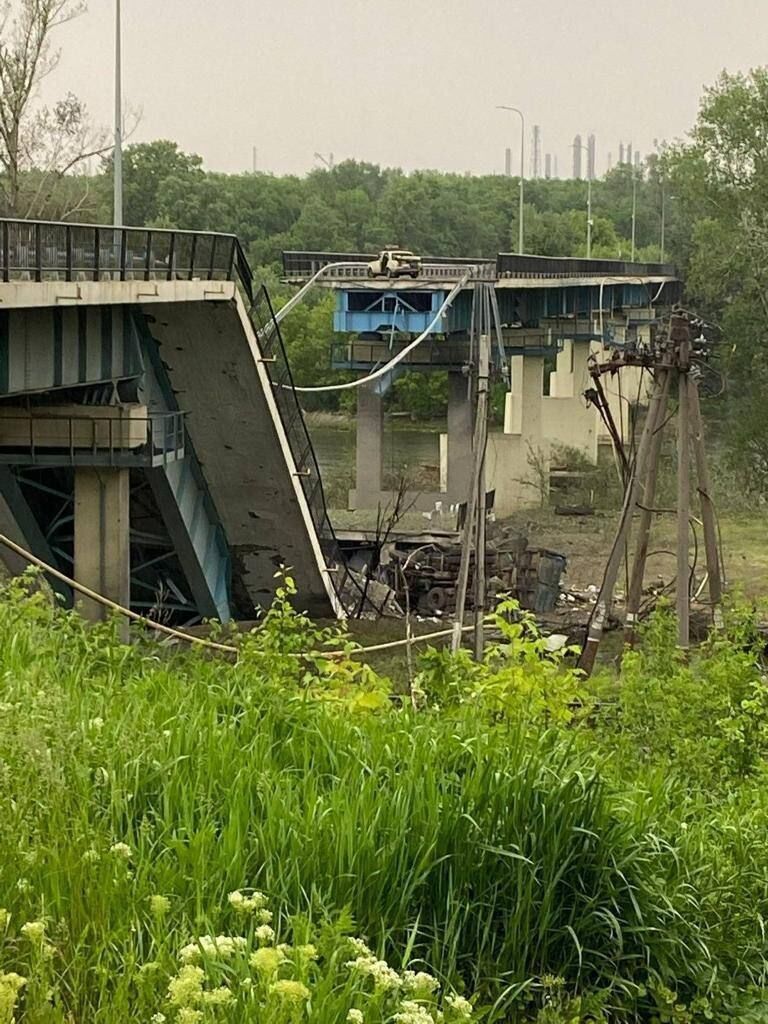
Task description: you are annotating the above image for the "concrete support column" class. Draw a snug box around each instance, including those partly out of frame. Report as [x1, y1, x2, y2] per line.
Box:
[549, 340, 575, 398]
[74, 468, 130, 628]
[354, 384, 383, 508]
[446, 371, 472, 500]
[504, 355, 544, 442]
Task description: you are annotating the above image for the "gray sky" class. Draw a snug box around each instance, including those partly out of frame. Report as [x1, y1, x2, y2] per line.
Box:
[51, 0, 768, 177]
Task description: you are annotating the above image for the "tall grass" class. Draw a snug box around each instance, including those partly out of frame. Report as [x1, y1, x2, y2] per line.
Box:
[0, 582, 767, 1021]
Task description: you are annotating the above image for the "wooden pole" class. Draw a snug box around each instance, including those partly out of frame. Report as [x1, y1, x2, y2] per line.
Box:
[578, 370, 668, 676]
[624, 372, 671, 645]
[452, 288, 485, 654]
[688, 374, 724, 627]
[473, 327, 490, 661]
[676, 329, 691, 649]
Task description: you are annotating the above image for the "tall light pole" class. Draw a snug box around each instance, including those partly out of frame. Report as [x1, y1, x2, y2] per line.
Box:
[497, 105, 525, 254]
[113, 0, 123, 226]
[630, 170, 637, 261]
[573, 138, 592, 258]
[660, 186, 676, 263]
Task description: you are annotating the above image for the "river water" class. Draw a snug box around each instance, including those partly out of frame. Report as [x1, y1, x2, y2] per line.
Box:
[310, 421, 442, 504]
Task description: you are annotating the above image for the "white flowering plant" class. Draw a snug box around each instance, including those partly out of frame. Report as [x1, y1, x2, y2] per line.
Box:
[144, 894, 474, 1024]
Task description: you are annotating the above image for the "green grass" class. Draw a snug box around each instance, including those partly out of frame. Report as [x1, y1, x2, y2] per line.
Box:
[2, 580, 768, 1022]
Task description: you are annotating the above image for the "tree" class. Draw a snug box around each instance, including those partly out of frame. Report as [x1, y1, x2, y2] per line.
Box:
[663, 68, 768, 492]
[113, 140, 203, 226]
[0, 0, 108, 219]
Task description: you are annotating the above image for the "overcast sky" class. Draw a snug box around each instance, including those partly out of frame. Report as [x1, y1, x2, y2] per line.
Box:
[48, 0, 768, 178]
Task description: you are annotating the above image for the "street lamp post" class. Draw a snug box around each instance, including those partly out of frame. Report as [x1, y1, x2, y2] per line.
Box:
[659, 184, 679, 262]
[497, 106, 525, 254]
[573, 138, 592, 258]
[631, 171, 637, 261]
[113, 0, 122, 226]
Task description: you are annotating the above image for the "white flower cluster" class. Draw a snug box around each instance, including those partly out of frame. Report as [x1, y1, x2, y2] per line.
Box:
[179, 935, 247, 963]
[228, 890, 272, 924]
[395, 1000, 436, 1024]
[109, 842, 132, 860]
[347, 1010, 364, 1024]
[445, 994, 473, 1020]
[346, 953, 401, 993]
[403, 970, 440, 996]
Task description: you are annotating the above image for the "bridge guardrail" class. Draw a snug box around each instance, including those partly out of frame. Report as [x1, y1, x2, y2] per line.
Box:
[0, 218, 254, 300]
[247, 287, 369, 616]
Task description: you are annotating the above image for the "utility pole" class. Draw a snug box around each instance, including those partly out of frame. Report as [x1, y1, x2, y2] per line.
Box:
[452, 284, 493, 658]
[675, 319, 691, 649]
[497, 106, 525, 253]
[113, 0, 123, 225]
[579, 311, 723, 673]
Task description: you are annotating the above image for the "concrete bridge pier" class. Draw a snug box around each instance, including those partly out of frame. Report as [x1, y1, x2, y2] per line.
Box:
[74, 467, 131, 634]
[542, 340, 599, 463]
[488, 355, 551, 512]
[446, 371, 473, 499]
[352, 383, 384, 508]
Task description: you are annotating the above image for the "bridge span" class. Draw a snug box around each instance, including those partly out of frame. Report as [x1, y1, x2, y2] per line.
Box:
[0, 219, 350, 625]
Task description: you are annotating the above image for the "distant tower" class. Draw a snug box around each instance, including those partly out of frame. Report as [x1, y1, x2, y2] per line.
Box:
[607, 151, 613, 172]
[627, 142, 633, 167]
[572, 134, 583, 179]
[505, 147, 512, 176]
[619, 142, 625, 164]
[633, 150, 641, 171]
[532, 124, 542, 178]
[587, 133, 596, 180]
[545, 152, 552, 179]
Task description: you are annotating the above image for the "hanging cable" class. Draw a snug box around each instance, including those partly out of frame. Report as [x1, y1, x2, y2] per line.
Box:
[287, 273, 471, 393]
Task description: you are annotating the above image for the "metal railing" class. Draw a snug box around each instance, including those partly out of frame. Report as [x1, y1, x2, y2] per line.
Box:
[496, 252, 677, 279]
[0, 410, 185, 468]
[0, 218, 254, 302]
[249, 287, 368, 615]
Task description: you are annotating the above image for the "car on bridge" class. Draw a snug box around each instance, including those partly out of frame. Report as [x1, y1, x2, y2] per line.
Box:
[367, 249, 422, 279]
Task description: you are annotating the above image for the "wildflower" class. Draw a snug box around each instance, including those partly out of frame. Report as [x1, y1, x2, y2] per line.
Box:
[179, 935, 247, 962]
[347, 1010, 364, 1024]
[82, 849, 100, 864]
[249, 946, 285, 976]
[347, 937, 373, 959]
[346, 956, 401, 992]
[395, 1001, 434, 1024]
[16, 878, 31, 893]
[149, 894, 171, 917]
[256, 908, 273, 925]
[88, 716, 104, 731]
[202, 987, 235, 1006]
[403, 970, 439, 996]
[269, 979, 310, 1003]
[20, 920, 45, 942]
[0, 973, 27, 1022]
[445, 994, 473, 1020]
[150, 1015, 166, 1024]
[254, 924, 275, 945]
[228, 890, 268, 915]
[167, 964, 205, 1007]
[176, 1010, 203, 1024]
[109, 842, 132, 860]
[296, 943, 318, 962]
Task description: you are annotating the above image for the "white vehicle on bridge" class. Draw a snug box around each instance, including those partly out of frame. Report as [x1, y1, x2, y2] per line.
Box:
[367, 248, 422, 279]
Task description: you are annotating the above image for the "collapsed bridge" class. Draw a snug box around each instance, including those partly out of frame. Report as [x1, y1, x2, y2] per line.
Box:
[0, 218, 348, 624]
